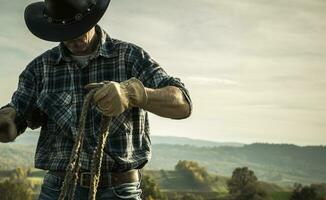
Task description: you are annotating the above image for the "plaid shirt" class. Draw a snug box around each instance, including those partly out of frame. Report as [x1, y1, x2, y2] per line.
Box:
[7, 25, 192, 172]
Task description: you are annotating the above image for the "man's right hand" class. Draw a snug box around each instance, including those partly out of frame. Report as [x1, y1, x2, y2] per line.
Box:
[0, 107, 17, 143]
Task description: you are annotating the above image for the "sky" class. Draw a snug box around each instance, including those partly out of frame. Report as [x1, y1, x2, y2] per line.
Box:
[0, 0, 325, 145]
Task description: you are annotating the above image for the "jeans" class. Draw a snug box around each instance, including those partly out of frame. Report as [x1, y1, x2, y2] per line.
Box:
[38, 171, 143, 200]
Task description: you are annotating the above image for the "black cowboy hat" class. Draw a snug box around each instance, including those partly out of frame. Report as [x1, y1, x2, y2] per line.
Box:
[24, 0, 111, 42]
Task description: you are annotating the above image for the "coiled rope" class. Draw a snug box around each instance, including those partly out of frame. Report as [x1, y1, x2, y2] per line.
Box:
[58, 87, 112, 200]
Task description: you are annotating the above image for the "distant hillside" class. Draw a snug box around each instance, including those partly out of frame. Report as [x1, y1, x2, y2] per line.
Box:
[146, 144, 326, 186]
[151, 136, 244, 147]
[1, 132, 326, 186]
[14, 131, 244, 147]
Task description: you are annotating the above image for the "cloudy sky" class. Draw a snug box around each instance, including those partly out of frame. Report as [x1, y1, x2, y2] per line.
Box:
[0, 0, 325, 145]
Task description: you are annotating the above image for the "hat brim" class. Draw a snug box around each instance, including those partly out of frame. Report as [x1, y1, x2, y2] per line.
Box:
[24, 0, 110, 42]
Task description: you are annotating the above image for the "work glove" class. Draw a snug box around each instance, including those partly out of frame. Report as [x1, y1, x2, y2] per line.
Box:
[85, 77, 148, 117]
[0, 107, 17, 143]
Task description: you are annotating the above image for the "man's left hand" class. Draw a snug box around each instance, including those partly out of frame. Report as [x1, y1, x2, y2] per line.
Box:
[85, 78, 148, 117]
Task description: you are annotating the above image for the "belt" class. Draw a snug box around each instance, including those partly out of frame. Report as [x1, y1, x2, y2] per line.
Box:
[49, 169, 140, 188]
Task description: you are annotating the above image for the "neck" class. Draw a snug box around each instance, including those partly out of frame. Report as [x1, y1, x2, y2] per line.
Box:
[83, 30, 99, 55]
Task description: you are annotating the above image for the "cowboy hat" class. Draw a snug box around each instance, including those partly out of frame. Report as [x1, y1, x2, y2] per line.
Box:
[24, 0, 111, 42]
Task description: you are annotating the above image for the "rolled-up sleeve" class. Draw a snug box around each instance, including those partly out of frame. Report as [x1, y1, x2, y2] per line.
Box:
[126, 44, 193, 116]
[8, 61, 38, 135]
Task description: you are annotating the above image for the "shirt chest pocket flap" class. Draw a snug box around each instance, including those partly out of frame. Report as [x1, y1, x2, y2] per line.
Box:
[36, 91, 73, 133]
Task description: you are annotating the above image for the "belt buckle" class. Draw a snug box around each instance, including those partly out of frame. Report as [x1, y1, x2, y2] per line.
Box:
[80, 172, 92, 188]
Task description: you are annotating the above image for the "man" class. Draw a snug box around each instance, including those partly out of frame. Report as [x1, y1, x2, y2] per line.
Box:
[0, 0, 192, 199]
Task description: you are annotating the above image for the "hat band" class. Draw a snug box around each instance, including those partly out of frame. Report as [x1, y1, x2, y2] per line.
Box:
[43, 3, 96, 25]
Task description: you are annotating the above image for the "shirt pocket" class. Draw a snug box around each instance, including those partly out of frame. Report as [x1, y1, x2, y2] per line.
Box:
[36, 91, 73, 136]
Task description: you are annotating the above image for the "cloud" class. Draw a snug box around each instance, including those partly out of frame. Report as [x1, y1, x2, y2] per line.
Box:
[184, 76, 240, 86]
[1, 0, 326, 145]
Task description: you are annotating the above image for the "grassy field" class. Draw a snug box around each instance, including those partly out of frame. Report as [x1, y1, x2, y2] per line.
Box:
[144, 169, 291, 200]
[269, 192, 291, 200]
[1, 169, 320, 200]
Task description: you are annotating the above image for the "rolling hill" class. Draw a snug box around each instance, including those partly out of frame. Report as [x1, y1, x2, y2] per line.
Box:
[0, 132, 325, 187]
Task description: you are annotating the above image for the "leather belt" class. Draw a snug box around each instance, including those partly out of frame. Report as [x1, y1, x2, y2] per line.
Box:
[49, 169, 140, 188]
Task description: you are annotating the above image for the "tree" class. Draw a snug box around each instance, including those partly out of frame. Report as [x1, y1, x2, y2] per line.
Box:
[290, 183, 321, 200]
[175, 160, 217, 190]
[141, 173, 167, 200]
[0, 168, 33, 200]
[227, 167, 268, 200]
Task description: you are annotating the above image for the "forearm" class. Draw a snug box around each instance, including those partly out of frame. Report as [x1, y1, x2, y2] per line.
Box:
[142, 86, 191, 119]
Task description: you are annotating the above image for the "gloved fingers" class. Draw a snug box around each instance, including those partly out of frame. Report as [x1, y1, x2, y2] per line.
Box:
[96, 103, 122, 117]
[97, 96, 127, 117]
[84, 82, 107, 91]
[93, 83, 117, 103]
[109, 109, 124, 116]
[106, 103, 125, 116]
[97, 97, 113, 111]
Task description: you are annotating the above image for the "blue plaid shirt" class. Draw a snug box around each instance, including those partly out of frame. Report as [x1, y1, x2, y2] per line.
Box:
[7, 25, 192, 172]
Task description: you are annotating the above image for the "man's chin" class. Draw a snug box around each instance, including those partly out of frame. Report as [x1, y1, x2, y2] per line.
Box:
[70, 47, 89, 55]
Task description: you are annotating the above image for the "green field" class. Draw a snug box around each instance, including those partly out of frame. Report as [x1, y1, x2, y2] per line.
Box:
[2, 168, 326, 200]
[0, 168, 292, 200]
[144, 169, 291, 200]
[269, 192, 291, 200]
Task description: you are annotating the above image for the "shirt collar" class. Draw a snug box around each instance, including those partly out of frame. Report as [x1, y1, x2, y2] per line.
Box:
[54, 25, 114, 65]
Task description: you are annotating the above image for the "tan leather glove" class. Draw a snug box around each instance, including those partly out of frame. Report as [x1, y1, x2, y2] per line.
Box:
[85, 77, 148, 117]
[0, 107, 17, 143]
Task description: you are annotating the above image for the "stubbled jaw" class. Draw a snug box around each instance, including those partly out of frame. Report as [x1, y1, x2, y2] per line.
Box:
[63, 27, 96, 55]
[66, 40, 88, 54]
[64, 35, 90, 55]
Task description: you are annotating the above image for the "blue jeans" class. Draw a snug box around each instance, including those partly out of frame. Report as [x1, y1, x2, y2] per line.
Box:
[38, 171, 143, 200]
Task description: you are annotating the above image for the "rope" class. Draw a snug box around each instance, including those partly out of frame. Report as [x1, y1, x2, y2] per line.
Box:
[58, 87, 112, 200]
